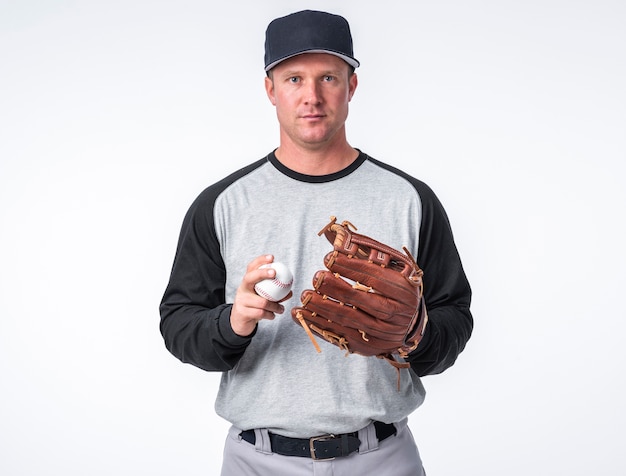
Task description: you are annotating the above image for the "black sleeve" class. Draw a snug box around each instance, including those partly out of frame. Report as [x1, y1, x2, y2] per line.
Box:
[405, 179, 474, 376]
[159, 161, 266, 371]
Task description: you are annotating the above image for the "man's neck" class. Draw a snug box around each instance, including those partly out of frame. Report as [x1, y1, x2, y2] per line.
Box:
[274, 140, 359, 176]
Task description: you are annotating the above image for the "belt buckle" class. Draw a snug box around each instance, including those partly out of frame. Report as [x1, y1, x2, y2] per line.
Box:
[309, 434, 336, 460]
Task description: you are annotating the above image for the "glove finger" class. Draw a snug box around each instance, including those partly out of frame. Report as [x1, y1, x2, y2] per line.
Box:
[324, 252, 420, 305]
[312, 270, 416, 322]
[300, 289, 409, 339]
[292, 307, 401, 356]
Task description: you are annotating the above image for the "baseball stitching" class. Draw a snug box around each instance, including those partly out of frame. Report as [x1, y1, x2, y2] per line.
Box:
[270, 277, 292, 288]
[255, 277, 292, 300]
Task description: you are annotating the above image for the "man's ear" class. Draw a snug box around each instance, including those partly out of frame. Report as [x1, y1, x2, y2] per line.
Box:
[348, 73, 358, 102]
[265, 76, 276, 105]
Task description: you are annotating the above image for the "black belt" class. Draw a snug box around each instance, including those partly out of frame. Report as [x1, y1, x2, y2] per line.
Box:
[239, 421, 396, 460]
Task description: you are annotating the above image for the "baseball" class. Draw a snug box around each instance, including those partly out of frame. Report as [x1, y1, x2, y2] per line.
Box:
[254, 262, 294, 302]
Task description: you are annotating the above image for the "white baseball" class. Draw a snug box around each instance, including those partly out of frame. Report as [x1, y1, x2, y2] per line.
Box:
[254, 262, 294, 302]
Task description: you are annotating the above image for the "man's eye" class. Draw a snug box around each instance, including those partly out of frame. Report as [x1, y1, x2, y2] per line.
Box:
[323, 76, 334, 82]
[289, 77, 300, 83]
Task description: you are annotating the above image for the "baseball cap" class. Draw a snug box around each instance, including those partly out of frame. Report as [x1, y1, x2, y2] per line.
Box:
[264, 10, 360, 71]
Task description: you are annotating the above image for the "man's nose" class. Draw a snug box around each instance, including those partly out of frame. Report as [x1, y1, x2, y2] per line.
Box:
[303, 81, 322, 105]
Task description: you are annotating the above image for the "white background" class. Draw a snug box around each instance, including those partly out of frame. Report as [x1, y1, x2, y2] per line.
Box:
[1, 1, 625, 475]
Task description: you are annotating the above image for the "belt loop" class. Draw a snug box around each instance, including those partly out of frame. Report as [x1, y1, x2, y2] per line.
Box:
[357, 421, 379, 454]
[394, 417, 408, 434]
[340, 433, 350, 456]
[253, 428, 273, 455]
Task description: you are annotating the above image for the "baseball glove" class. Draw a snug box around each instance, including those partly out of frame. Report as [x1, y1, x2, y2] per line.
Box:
[292, 217, 428, 375]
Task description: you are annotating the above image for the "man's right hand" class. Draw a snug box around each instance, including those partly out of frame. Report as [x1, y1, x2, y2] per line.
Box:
[230, 254, 292, 337]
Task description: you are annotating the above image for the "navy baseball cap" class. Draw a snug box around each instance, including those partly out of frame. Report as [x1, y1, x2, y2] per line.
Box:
[264, 10, 360, 71]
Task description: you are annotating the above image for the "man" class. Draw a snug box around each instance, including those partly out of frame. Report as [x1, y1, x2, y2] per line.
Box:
[160, 10, 472, 475]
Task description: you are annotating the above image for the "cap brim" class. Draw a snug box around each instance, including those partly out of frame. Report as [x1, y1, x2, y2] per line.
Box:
[265, 49, 360, 71]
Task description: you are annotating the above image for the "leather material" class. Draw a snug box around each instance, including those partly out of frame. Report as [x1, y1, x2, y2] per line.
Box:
[292, 217, 428, 370]
[240, 421, 396, 459]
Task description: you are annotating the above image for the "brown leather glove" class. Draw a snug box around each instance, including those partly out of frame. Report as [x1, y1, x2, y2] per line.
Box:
[292, 217, 428, 372]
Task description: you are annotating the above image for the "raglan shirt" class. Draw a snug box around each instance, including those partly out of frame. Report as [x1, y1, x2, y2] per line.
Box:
[160, 150, 473, 438]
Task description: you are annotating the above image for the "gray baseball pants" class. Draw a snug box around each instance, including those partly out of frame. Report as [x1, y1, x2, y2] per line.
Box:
[220, 418, 426, 476]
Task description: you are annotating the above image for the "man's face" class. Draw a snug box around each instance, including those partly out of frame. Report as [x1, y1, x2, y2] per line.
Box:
[265, 53, 358, 151]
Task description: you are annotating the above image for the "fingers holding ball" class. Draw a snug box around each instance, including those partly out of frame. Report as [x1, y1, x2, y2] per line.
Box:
[254, 262, 294, 302]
